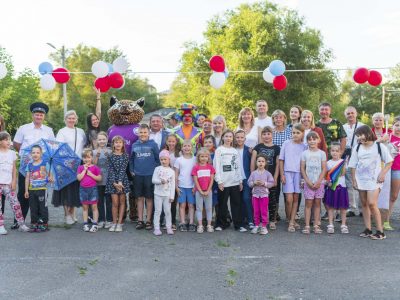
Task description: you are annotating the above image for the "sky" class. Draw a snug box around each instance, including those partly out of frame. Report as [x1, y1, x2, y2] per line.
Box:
[1, 0, 399, 92]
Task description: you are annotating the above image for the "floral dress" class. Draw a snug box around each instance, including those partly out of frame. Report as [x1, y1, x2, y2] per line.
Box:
[105, 153, 130, 194]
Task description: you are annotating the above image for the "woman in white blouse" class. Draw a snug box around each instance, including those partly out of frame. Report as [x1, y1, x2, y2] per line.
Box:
[52, 110, 87, 225]
[237, 107, 259, 149]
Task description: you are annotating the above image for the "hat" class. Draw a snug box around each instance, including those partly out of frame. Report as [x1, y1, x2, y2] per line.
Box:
[30, 102, 49, 114]
[176, 103, 198, 122]
[159, 149, 170, 159]
[164, 112, 177, 121]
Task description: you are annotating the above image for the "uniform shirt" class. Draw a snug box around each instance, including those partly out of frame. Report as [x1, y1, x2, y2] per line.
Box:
[14, 122, 55, 155]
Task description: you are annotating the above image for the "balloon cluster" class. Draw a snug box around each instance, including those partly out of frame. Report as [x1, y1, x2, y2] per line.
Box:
[263, 60, 287, 90]
[209, 55, 229, 89]
[39, 62, 70, 90]
[0, 63, 7, 79]
[353, 68, 382, 86]
[92, 57, 128, 92]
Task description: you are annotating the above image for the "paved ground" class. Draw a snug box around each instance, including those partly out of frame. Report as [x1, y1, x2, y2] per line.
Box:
[1, 200, 400, 300]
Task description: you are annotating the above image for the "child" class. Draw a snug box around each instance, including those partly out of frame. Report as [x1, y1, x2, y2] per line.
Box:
[213, 130, 247, 232]
[0, 132, 30, 234]
[152, 150, 175, 236]
[106, 135, 130, 232]
[93, 131, 112, 229]
[192, 147, 215, 233]
[300, 131, 327, 234]
[174, 140, 196, 232]
[248, 154, 275, 235]
[349, 125, 393, 240]
[235, 129, 253, 229]
[251, 126, 280, 230]
[24, 145, 52, 232]
[324, 143, 349, 234]
[163, 133, 181, 230]
[204, 135, 219, 212]
[130, 124, 160, 230]
[77, 149, 102, 232]
[279, 123, 307, 232]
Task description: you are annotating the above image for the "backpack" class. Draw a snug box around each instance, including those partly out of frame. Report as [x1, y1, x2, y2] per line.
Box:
[355, 142, 383, 161]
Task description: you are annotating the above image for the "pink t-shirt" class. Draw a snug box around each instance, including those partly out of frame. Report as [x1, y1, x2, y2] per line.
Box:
[77, 165, 101, 187]
[390, 135, 400, 170]
[191, 164, 216, 191]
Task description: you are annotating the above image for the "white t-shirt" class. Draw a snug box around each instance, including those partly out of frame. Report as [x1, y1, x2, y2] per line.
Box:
[255, 116, 274, 129]
[174, 156, 196, 188]
[237, 126, 259, 148]
[301, 149, 326, 183]
[56, 127, 87, 158]
[14, 122, 55, 155]
[150, 130, 162, 149]
[343, 122, 365, 148]
[0, 150, 17, 185]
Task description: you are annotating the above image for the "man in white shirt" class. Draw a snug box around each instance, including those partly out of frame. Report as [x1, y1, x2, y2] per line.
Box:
[12, 102, 55, 229]
[149, 114, 169, 150]
[343, 106, 364, 217]
[254, 99, 274, 129]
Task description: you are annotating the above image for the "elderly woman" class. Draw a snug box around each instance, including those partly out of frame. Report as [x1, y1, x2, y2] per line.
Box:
[85, 87, 103, 148]
[52, 110, 87, 225]
[301, 110, 328, 157]
[371, 112, 392, 142]
[237, 107, 259, 148]
[271, 110, 292, 148]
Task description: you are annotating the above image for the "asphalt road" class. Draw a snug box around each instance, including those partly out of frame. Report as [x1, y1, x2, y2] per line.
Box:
[1, 201, 399, 300]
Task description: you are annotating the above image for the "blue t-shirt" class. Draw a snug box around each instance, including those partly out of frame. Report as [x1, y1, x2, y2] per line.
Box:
[26, 160, 50, 190]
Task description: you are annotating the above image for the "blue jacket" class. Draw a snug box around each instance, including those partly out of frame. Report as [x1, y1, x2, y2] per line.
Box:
[241, 145, 251, 180]
[130, 139, 160, 176]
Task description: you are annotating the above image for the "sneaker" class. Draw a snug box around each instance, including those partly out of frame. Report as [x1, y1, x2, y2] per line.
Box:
[73, 216, 78, 223]
[37, 224, 48, 232]
[248, 223, 255, 230]
[370, 231, 386, 240]
[104, 221, 113, 229]
[383, 222, 394, 231]
[188, 224, 197, 232]
[97, 221, 105, 228]
[346, 211, 356, 217]
[65, 215, 74, 225]
[83, 224, 90, 232]
[335, 214, 341, 222]
[89, 224, 98, 233]
[109, 224, 117, 232]
[340, 225, 349, 234]
[215, 226, 223, 231]
[359, 228, 372, 238]
[251, 226, 259, 234]
[166, 227, 174, 235]
[197, 225, 204, 233]
[238, 227, 247, 233]
[259, 227, 268, 235]
[321, 212, 329, 221]
[29, 224, 38, 232]
[18, 224, 30, 232]
[115, 224, 123, 232]
[0, 225, 7, 235]
[153, 228, 162, 236]
[206, 225, 214, 233]
[10, 223, 19, 230]
[179, 223, 187, 232]
[327, 224, 334, 234]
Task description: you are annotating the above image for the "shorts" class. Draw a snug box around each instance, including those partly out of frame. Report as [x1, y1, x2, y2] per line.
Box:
[133, 175, 154, 199]
[283, 171, 301, 194]
[79, 186, 98, 205]
[303, 183, 325, 200]
[177, 187, 195, 204]
[391, 170, 400, 180]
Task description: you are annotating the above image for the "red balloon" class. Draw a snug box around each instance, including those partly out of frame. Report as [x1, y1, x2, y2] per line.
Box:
[52, 67, 70, 83]
[209, 55, 225, 72]
[353, 68, 369, 84]
[368, 70, 382, 86]
[94, 76, 110, 93]
[108, 72, 124, 89]
[273, 75, 287, 90]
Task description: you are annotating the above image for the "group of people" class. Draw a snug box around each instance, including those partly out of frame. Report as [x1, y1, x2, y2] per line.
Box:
[0, 93, 399, 241]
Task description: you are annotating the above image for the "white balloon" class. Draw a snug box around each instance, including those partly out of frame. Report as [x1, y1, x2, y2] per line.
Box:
[91, 61, 109, 78]
[0, 63, 7, 79]
[40, 74, 56, 90]
[113, 57, 129, 73]
[262, 67, 275, 83]
[209, 72, 226, 89]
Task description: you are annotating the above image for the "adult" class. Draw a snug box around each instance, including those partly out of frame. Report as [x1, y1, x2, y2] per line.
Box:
[254, 99, 274, 141]
[52, 110, 87, 225]
[316, 102, 347, 156]
[85, 87, 102, 149]
[173, 103, 203, 149]
[288, 105, 303, 130]
[149, 114, 169, 150]
[388, 116, 400, 230]
[371, 112, 391, 142]
[300, 110, 328, 156]
[195, 113, 207, 128]
[164, 112, 179, 132]
[343, 106, 364, 217]
[271, 110, 291, 148]
[13, 102, 55, 229]
[237, 107, 259, 148]
[0, 114, 5, 215]
[212, 115, 227, 147]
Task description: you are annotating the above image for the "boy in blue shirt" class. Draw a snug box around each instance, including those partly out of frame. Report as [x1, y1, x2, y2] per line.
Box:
[130, 124, 160, 230]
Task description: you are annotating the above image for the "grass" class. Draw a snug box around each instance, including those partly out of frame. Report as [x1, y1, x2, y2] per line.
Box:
[216, 239, 230, 247]
[77, 266, 87, 276]
[88, 259, 98, 266]
[225, 268, 237, 287]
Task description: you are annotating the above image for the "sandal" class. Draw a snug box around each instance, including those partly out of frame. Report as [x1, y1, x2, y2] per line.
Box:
[294, 222, 301, 229]
[288, 223, 296, 232]
[135, 221, 145, 230]
[340, 225, 349, 234]
[313, 225, 323, 234]
[145, 221, 153, 230]
[269, 222, 276, 230]
[302, 226, 310, 234]
[327, 224, 334, 234]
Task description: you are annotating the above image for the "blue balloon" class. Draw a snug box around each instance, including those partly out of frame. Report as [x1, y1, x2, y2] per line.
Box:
[269, 60, 285, 76]
[38, 62, 53, 75]
[224, 67, 229, 78]
[107, 63, 114, 74]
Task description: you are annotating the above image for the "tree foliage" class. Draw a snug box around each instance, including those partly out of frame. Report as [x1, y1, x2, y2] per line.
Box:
[166, 1, 338, 127]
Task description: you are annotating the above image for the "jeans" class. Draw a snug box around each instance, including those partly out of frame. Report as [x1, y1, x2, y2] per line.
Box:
[97, 186, 112, 222]
[241, 182, 253, 224]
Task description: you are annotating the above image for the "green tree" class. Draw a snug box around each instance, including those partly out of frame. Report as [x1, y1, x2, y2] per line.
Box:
[166, 1, 338, 127]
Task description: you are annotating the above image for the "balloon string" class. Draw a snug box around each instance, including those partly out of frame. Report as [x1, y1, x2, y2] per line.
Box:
[48, 66, 394, 75]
